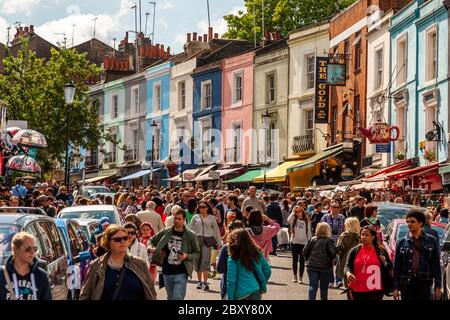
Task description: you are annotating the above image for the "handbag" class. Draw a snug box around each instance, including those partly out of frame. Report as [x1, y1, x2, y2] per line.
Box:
[202, 216, 217, 248]
[158, 272, 165, 289]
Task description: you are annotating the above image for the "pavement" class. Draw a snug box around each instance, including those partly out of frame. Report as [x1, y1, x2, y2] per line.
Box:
[155, 249, 346, 300]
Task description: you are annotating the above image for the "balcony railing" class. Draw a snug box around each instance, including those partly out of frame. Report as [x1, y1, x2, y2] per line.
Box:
[85, 154, 98, 167]
[124, 148, 138, 162]
[146, 149, 160, 161]
[104, 151, 117, 164]
[292, 134, 314, 154]
[225, 146, 241, 163]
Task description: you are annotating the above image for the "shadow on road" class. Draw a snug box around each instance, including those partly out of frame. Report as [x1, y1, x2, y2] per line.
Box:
[267, 281, 288, 286]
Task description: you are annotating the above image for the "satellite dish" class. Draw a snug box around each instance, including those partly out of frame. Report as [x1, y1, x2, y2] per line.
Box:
[425, 130, 436, 141]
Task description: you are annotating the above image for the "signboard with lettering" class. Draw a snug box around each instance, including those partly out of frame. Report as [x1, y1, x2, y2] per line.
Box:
[314, 57, 329, 124]
[375, 144, 391, 153]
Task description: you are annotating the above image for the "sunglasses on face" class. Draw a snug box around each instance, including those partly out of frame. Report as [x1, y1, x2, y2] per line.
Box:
[198, 205, 207, 209]
[110, 236, 129, 243]
[23, 246, 38, 253]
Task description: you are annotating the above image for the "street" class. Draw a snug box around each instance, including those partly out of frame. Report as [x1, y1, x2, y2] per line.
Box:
[155, 249, 346, 300]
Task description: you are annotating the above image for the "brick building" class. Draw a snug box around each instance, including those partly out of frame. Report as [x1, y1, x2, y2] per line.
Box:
[328, 0, 409, 161]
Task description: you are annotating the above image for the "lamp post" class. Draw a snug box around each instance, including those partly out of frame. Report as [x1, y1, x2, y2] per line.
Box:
[261, 111, 271, 191]
[64, 83, 75, 187]
[150, 120, 157, 186]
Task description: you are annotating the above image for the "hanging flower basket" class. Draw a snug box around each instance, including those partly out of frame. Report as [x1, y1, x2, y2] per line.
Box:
[396, 151, 405, 160]
[424, 149, 436, 162]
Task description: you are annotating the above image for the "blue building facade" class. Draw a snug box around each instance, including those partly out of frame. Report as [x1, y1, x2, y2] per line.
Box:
[389, 0, 448, 166]
[146, 61, 172, 186]
[192, 66, 223, 165]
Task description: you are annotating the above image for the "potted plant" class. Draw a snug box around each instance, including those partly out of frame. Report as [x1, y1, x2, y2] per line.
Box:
[396, 151, 405, 160]
[424, 149, 436, 162]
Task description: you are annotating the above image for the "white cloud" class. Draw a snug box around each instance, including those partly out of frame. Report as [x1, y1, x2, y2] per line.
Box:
[66, 5, 81, 16]
[0, 16, 8, 44]
[0, 0, 41, 16]
[161, 2, 173, 10]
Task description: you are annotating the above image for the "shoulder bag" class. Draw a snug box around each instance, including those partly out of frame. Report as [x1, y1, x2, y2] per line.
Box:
[151, 248, 167, 267]
[202, 216, 217, 247]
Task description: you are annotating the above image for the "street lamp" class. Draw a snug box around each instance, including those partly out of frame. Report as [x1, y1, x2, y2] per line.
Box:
[150, 120, 157, 186]
[261, 111, 271, 191]
[64, 82, 75, 187]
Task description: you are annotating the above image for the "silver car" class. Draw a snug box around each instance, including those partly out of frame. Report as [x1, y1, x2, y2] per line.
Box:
[57, 205, 123, 226]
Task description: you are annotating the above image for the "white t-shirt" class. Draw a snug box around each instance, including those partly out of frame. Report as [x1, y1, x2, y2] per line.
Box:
[287, 213, 312, 245]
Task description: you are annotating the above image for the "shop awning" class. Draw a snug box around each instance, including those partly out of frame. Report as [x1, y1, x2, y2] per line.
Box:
[193, 167, 243, 182]
[166, 168, 202, 182]
[287, 144, 344, 173]
[253, 160, 304, 183]
[386, 163, 439, 179]
[118, 168, 161, 181]
[84, 174, 115, 183]
[366, 159, 414, 179]
[224, 169, 262, 184]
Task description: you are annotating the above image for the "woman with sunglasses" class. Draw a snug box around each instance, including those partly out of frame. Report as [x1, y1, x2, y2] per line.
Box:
[188, 201, 222, 291]
[80, 224, 156, 300]
[124, 222, 149, 268]
[0, 232, 52, 300]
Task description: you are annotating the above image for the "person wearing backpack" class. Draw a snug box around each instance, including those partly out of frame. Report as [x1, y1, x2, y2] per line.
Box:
[287, 205, 312, 284]
[227, 228, 271, 300]
[303, 222, 336, 300]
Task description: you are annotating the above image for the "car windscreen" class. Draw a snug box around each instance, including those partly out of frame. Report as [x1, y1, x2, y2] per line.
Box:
[377, 207, 410, 228]
[59, 210, 115, 223]
[0, 224, 20, 265]
[85, 188, 109, 195]
[396, 224, 445, 241]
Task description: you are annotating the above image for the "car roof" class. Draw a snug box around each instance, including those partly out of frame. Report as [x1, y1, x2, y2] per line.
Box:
[0, 214, 53, 225]
[373, 202, 426, 211]
[72, 218, 99, 226]
[60, 205, 116, 212]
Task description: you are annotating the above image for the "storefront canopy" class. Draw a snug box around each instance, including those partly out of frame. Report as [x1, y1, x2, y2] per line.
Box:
[366, 159, 414, 179]
[386, 163, 439, 179]
[224, 169, 263, 184]
[253, 160, 304, 183]
[84, 174, 115, 183]
[194, 167, 243, 181]
[287, 144, 344, 173]
[118, 168, 160, 181]
[166, 168, 202, 182]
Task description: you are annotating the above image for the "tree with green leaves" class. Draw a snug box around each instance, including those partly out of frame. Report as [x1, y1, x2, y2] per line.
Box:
[0, 40, 104, 174]
[223, 0, 356, 42]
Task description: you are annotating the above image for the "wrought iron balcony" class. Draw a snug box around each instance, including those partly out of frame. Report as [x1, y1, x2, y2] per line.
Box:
[225, 146, 240, 163]
[103, 151, 117, 164]
[124, 148, 138, 162]
[85, 154, 98, 167]
[146, 149, 160, 161]
[292, 134, 314, 154]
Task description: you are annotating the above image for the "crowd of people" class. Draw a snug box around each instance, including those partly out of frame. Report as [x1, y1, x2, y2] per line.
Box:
[0, 176, 448, 301]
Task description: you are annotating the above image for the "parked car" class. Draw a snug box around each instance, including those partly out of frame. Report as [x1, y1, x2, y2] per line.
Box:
[373, 202, 426, 230]
[57, 205, 123, 225]
[78, 185, 115, 201]
[74, 218, 99, 240]
[55, 219, 92, 300]
[441, 224, 450, 300]
[384, 218, 446, 262]
[0, 213, 68, 300]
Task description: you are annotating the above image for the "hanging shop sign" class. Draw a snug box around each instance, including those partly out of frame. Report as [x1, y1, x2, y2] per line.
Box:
[314, 57, 329, 124]
[375, 143, 391, 153]
[341, 167, 354, 180]
[358, 121, 399, 144]
[326, 63, 346, 86]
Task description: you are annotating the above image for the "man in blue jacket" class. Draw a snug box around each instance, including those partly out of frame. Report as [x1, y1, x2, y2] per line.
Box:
[393, 210, 442, 300]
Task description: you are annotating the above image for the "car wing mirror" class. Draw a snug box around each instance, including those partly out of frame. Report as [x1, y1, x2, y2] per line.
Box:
[79, 251, 91, 262]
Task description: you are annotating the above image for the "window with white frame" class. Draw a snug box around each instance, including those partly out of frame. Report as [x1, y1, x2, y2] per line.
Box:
[201, 81, 212, 109]
[306, 54, 315, 90]
[153, 84, 161, 112]
[233, 72, 243, 103]
[132, 129, 139, 153]
[112, 95, 118, 119]
[397, 37, 407, 85]
[132, 87, 139, 114]
[305, 109, 314, 137]
[201, 124, 211, 162]
[153, 125, 161, 160]
[374, 48, 383, 90]
[110, 133, 117, 162]
[395, 104, 406, 153]
[233, 124, 241, 163]
[426, 28, 437, 81]
[178, 81, 186, 110]
[266, 72, 275, 103]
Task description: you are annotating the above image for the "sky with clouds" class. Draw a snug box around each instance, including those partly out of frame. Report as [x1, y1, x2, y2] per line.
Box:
[0, 0, 245, 53]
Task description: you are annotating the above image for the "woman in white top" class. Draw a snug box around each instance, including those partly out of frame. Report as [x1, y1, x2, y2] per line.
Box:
[188, 201, 222, 291]
[288, 205, 312, 284]
[124, 222, 149, 268]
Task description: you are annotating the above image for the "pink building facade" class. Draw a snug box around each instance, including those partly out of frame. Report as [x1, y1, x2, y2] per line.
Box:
[221, 51, 254, 166]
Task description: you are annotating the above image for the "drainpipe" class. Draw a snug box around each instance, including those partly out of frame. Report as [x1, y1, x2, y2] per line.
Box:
[415, 23, 419, 162]
[388, 27, 392, 166]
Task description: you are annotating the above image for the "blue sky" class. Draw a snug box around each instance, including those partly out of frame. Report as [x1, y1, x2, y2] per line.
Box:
[0, 0, 245, 53]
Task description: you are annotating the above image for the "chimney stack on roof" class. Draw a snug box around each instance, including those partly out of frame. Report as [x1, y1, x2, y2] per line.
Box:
[166, 46, 171, 59]
[187, 33, 191, 42]
[208, 27, 213, 42]
[193, 32, 197, 41]
[214, 33, 219, 39]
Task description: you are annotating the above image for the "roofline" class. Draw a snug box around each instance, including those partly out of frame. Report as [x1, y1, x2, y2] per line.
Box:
[330, 0, 363, 22]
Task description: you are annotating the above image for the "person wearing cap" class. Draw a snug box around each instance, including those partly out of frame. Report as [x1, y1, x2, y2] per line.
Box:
[90, 217, 111, 245]
[38, 195, 56, 217]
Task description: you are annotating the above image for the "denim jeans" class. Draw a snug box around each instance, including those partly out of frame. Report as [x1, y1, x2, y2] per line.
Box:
[271, 235, 278, 254]
[163, 273, 188, 300]
[307, 269, 330, 300]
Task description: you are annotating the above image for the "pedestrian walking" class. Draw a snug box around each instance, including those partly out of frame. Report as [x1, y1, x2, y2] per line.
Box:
[393, 210, 442, 300]
[287, 205, 312, 284]
[188, 201, 222, 291]
[303, 222, 336, 300]
[80, 224, 156, 300]
[336, 217, 360, 289]
[267, 194, 283, 256]
[226, 228, 271, 300]
[246, 209, 281, 261]
[349, 196, 366, 221]
[360, 205, 382, 242]
[0, 232, 52, 300]
[124, 222, 149, 267]
[136, 201, 165, 234]
[344, 226, 393, 300]
[149, 209, 200, 300]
